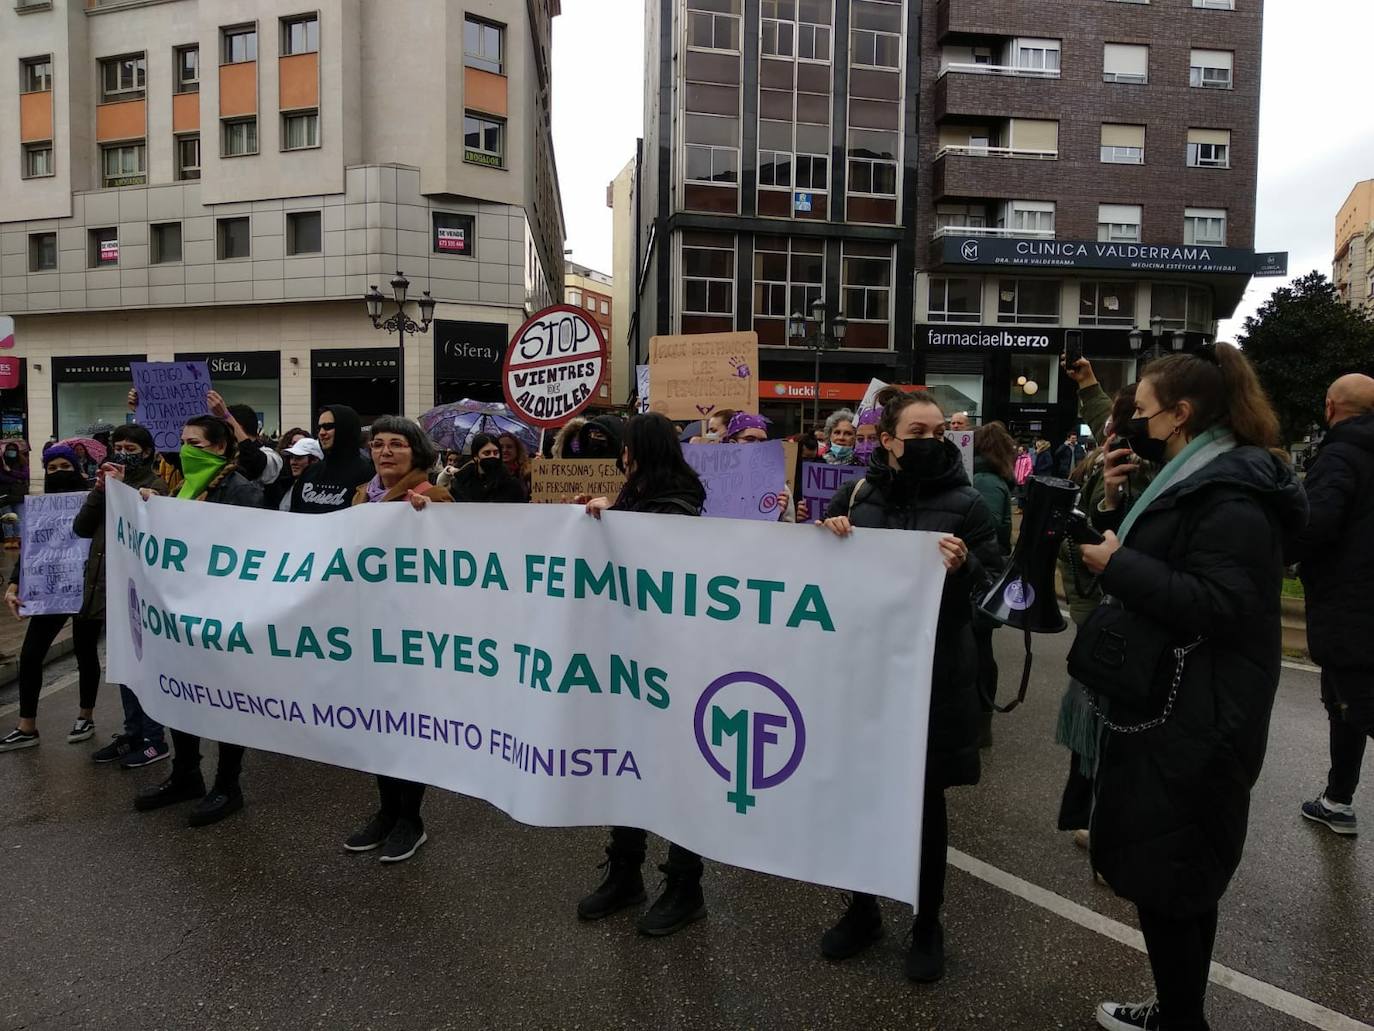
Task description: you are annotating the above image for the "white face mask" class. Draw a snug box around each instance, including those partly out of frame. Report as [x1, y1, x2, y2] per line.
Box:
[705, 431, 720, 441]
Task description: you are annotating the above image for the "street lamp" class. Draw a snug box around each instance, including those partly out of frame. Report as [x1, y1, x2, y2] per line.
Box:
[789, 297, 847, 428]
[363, 270, 435, 416]
[1171, 329, 1187, 352]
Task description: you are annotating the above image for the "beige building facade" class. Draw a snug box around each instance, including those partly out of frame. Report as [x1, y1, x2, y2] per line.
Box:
[0, 0, 564, 471]
[1334, 179, 1374, 311]
[607, 156, 635, 405]
[562, 260, 614, 403]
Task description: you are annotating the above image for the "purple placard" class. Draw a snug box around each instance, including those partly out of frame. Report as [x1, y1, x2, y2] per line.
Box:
[132, 361, 213, 452]
[18, 492, 91, 617]
[683, 441, 786, 521]
[801, 461, 864, 521]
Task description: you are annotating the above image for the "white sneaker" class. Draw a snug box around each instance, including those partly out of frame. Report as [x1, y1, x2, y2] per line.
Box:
[1098, 996, 1160, 1030]
[67, 718, 96, 743]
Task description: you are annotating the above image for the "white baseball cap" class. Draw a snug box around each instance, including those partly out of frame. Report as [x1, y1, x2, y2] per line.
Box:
[285, 437, 324, 460]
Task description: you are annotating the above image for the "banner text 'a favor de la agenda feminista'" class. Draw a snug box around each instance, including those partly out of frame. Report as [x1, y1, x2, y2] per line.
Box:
[104, 482, 946, 904]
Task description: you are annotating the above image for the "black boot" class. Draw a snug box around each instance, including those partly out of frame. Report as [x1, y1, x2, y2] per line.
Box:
[905, 915, 945, 983]
[637, 863, 706, 937]
[576, 850, 646, 920]
[134, 771, 206, 812]
[188, 782, 244, 827]
[978, 710, 994, 749]
[820, 893, 884, 959]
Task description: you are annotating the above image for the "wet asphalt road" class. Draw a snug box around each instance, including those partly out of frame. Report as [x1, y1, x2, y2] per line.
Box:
[0, 630, 1369, 1031]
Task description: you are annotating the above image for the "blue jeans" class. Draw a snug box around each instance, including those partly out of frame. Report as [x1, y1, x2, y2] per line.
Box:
[119, 684, 164, 745]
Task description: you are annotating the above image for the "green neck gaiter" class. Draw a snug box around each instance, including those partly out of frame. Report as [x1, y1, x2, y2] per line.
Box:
[177, 444, 227, 500]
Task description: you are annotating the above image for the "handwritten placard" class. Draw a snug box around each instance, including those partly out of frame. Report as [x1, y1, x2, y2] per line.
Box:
[800, 461, 865, 521]
[635, 364, 651, 414]
[530, 459, 626, 504]
[683, 441, 785, 521]
[19, 492, 92, 616]
[132, 361, 213, 451]
[647, 332, 758, 421]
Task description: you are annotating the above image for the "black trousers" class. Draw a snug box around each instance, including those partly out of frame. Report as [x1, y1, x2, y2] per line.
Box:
[972, 622, 999, 712]
[378, 776, 426, 829]
[170, 728, 245, 789]
[1057, 751, 1095, 831]
[1137, 905, 1218, 1031]
[608, 826, 703, 879]
[854, 786, 948, 921]
[18, 614, 102, 720]
[1322, 670, 1373, 806]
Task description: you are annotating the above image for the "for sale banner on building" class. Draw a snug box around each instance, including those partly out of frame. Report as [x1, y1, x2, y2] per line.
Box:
[105, 482, 944, 905]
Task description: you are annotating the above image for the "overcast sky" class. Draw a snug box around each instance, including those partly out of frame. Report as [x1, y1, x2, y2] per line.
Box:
[550, 1, 1374, 339]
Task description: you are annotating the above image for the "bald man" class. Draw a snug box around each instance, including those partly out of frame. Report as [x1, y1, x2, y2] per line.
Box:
[949, 412, 971, 431]
[1296, 372, 1374, 836]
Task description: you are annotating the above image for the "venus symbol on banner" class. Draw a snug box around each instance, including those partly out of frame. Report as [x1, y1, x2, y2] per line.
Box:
[502, 304, 607, 429]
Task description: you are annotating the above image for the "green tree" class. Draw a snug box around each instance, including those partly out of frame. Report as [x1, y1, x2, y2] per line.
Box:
[1238, 271, 1374, 444]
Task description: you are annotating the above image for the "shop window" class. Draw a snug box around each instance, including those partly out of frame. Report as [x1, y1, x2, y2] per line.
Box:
[287, 211, 321, 255]
[1079, 282, 1135, 327]
[996, 279, 1060, 325]
[28, 232, 56, 272]
[928, 276, 982, 324]
[925, 374, 984, 423]
[217, 216, 250, 260]
[151, 222, 182, 264]
[1008, 355, 1060, 405]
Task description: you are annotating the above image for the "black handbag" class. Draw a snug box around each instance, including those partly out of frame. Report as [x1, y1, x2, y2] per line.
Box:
[1067, 598, 1204, 733]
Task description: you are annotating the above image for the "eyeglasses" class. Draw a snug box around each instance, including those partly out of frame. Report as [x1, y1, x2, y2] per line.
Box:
[369, 440, 412, 452]
[317, 422, 335, 431]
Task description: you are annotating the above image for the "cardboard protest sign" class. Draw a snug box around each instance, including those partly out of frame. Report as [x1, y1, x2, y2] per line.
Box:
[530, 459, 625, 504]
[132, 361, 213, 451]
[503, 305, 607, 429]
[800, 462, 865, 522]
[684, 441, 786, 521]
[19, 492, 92, 616]
[647, 332, 758, 421]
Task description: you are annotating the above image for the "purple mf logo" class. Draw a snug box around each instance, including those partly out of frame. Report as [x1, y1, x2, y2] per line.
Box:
[1003, 578, 1035, 611]
[127, 579, 143, 661]
[693, 671, 806, 815]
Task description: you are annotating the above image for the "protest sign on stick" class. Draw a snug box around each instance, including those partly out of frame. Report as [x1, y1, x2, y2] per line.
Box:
[19, 493, 91, 616]
[530, 459, 626, 504]
[132, 361, 213, 451]
[683, 441, 787, 521]
[647, 332, 758, 421]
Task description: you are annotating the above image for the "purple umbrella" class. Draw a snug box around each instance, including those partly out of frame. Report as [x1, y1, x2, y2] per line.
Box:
[418, 400, 541, 456]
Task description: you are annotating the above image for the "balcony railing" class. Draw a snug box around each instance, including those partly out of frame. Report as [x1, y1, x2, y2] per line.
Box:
[936, 145, 1057, 161]
[938, 62, 1060, 79]
[932, 225, 1056, 240]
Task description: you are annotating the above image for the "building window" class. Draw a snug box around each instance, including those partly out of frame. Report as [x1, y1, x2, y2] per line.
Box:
[20, 56, 52, 93]
[850, 28, 900, 68]
[1007, 355, 1060, 405]
[1193, 0, 1235, 7]
[586, 297, 597, 312]
[221, 25, 257, 64]
[928, 276, 982, 324]
[432, 212, 475, 256]
[464, 16, 504, 74]
[176, 134, 201, 180]
[99, 53, 146, 102]
[687, 1, 742, 52]
[151, 222, 182, 264]
[1190, 49, 1233, 88]
[1103, 43, 1148, 83]
[1013, 38, 1061, 73]
[797, 1, 833, 62]
[463, 113, 504, 167]
[222, 118, 258, 157]
[1000, 200, 1055, 237]
[754, 237, 824, 322]
[287, 211, 321, 255]
[1098, 204, 1142, 243]
[1184, 208, 1226, 245]
[28, 232, 57, 272]
[842, 251, 892, 323]
[89, 227, 119, 268]
[1187, 129, 1231, 167]
[175, 45, 199, 93]
[936, 203, 988, 234]
[1152, 284, 1213, 332]
[1100, 123, 1145, 164]
[217, 216, 250, 260]
[847, 128, 898, 197]
[685, 114, 740, 184]
[281, 14, 319, 56]
[795, 153, 829, 191]
[1079, 281, 1136, 327]
[283, 110, 320, 150]
[101, 141, 146, 187]
[22, 142, 53, 179]
[682, 233, 735, 316]
[996, 279, 1060, 325]
[761, 16, 794, 58]
[567, 288, 582, 306]
[600, 299, 609, 315]
[765, 0, 836, 63]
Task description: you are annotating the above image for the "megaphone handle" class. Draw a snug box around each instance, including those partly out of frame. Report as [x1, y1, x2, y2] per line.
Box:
[992, 624, 1033, 715]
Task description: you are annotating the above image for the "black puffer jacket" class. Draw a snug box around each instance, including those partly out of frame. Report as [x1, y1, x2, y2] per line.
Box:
[450, 461, 527, 504]
[828, 440, 1002, 789]
[1092, 446, 1307, 917]
[1295, 413, 1374, 672]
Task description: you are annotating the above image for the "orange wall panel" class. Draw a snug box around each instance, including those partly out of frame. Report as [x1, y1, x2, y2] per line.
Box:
[96, 99, 146, 142]
[20, 91, 53, 143]
[279, 53, 319, 110]
[219, 61, 257, 118]
[172, 91, 200, 132]
[464, 67, 507, 118]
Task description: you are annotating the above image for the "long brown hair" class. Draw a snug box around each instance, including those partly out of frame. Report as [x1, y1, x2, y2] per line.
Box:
[973, 421, 1016, 480]
[1144, 343, 1280, 450]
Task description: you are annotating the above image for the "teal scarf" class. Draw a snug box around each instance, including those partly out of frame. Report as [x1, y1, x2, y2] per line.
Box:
[1115, 426, 1236, 543]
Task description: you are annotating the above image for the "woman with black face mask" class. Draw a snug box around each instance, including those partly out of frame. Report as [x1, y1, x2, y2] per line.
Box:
[0, 439, 28, 550]
[0, 445, 105, 753]
[813, 388, 1002, 982]
[449, 433, 527, 504]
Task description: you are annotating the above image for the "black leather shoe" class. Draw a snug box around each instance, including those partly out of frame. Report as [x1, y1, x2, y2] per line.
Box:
[134, 773, 206, 812]
[188, 786, 243, 827]
[905, 916, 945, 983]
[820, 894, 884, 960]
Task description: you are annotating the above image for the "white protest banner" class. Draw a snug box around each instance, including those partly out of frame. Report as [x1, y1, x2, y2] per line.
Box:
[105, 482, 944, 904]
[20, 493, 91, 616]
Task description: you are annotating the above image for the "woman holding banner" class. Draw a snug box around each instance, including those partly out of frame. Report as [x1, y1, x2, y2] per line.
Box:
[0, 444, 105, 753]
[133, 416, 263, 826]
[815, 387, 1001, 982]
[343, 415, 454, 863]
[577, 412, 710, 938]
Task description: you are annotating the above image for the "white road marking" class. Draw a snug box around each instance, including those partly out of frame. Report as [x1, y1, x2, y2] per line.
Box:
[948, 848, 1373, 1031]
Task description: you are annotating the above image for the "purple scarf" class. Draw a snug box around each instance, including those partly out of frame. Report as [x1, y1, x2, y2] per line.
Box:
[364, 475, 388, 503]
[726, 412, 770, 438]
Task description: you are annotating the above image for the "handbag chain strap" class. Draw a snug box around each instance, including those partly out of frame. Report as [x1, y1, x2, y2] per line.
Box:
[1079, 637, 1204, 735]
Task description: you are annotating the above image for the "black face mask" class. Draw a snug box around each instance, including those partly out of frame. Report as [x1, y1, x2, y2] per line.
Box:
[1121, 412, 1170, 464]
[45, 470, 89, 493]
[109, 451, 150, 470]
[895, 437, 945, 480]
[478, 457, 504, 477]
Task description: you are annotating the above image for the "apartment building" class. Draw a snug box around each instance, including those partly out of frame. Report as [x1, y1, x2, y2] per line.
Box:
[1334, 179, 1374, 311]
[562, 259, 615, 403]
[0, 0, 564, 453]
[631, 0, 1268, 436]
